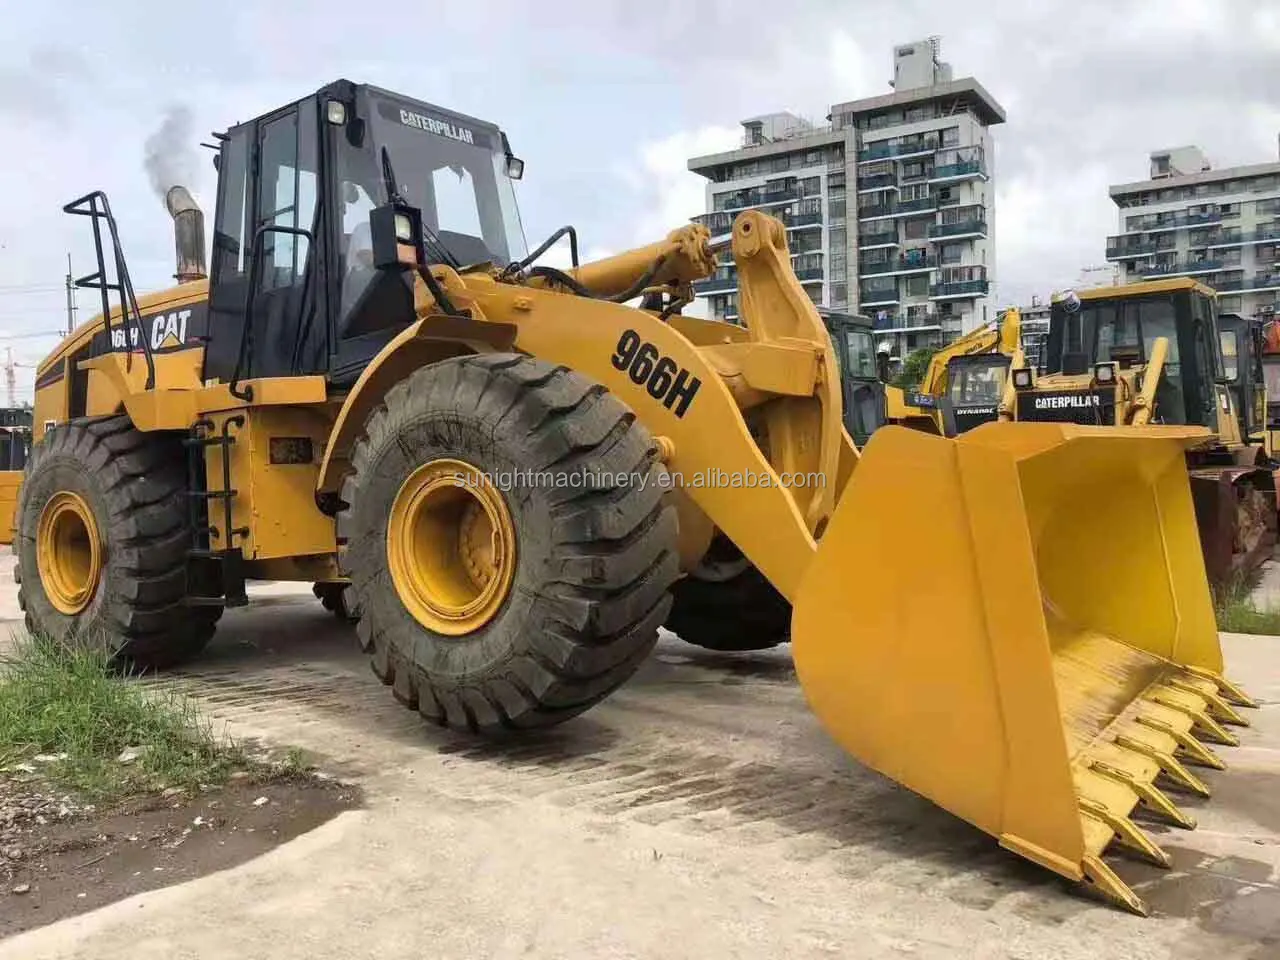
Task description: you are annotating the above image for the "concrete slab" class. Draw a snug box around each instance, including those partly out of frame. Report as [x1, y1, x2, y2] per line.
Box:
[0, 581, 1276, 957]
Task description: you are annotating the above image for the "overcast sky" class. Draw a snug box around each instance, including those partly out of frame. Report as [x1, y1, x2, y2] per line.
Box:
[1, 0, 1277, 400]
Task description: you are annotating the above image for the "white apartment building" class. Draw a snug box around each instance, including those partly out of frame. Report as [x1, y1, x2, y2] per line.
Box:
[1107, 146, 1280, 317]
[687, 38, 1006, 360]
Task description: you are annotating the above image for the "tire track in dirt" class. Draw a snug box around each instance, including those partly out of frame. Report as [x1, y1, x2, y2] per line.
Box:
[140, 654, 1083, 922]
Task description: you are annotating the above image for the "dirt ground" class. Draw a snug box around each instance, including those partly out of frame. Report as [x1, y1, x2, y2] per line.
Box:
[0, 774, 360, 938]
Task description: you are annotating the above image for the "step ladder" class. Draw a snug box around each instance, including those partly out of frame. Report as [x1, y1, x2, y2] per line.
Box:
[184, 415, 249, 608]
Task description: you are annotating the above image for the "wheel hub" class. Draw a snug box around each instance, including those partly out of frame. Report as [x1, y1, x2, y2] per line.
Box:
[386, 459, 516, 635]
[36, 491, 103, 615]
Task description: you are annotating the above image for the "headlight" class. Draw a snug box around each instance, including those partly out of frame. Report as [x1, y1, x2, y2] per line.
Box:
[326, 100, 347, 125]
[1012, 368, 1033, 389]
[1094, 362, 1116, 384]
[394, 213, 413, 242]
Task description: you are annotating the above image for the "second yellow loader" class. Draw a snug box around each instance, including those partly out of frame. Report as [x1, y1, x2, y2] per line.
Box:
[10, 79, 1256, 916]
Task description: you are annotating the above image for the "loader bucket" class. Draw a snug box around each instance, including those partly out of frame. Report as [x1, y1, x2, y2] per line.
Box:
[791, 422, 1257, 915]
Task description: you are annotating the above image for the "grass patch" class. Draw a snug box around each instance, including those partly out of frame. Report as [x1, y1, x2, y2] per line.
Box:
[1213, 572, 1280, 635]
[0, 631, 249, 801]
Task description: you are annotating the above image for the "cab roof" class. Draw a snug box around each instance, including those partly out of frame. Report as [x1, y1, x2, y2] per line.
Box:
[1062, 276, 1218, 302]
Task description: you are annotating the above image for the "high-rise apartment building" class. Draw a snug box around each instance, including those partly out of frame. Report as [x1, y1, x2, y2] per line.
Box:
[687, 38, 1005, 360]
[1106, 146, 1280, 317]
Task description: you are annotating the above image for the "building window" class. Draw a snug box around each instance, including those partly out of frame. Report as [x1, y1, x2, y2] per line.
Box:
[904, 275, 929, 298]
[771, 155, 791, 173]
[903, 218, 929, 240]
[829, 197, 847, 220]
[941, 242, 964, 264]
[1221, 296, 1242, 312]
[940, 126, 959, 147]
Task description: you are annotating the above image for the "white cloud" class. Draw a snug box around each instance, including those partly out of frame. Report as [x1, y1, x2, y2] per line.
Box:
[621, 125, 741, 245]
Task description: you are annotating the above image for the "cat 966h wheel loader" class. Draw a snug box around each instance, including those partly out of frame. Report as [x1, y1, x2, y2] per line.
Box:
[16, 80, 1256, 915]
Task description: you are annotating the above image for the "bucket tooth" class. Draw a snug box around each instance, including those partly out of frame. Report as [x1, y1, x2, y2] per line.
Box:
[1089, 760, 1196, 829]
[1149, 691, 1240, 747]
[1184, 667, 1259, 709]
[1081, 855, 1148, 917]
[1114, 734, 1211, 797]
[1136, 715, 1226, 770]
[1079, 799, 1171, 868]
[1169, 678, 1249, 727]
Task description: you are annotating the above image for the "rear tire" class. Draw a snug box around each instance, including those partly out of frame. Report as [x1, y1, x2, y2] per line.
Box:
[16, 416, 216, 670]
[666, 537, 790, 652]
[336, 354, 679, 733]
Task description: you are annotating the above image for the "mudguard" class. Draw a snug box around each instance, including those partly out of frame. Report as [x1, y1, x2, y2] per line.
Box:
[791, 421, 1256, 915]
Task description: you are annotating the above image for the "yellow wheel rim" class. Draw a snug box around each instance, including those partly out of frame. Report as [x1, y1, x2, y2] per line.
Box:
[36, 491, 103, 615]
[387, 459, 516, 636]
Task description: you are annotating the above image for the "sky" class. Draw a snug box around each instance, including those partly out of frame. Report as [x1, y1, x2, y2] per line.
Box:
[1, 0, 1278, 401]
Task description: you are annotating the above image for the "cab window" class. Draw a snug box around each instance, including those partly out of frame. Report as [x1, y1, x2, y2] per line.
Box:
[1220, 329, 1240, 382]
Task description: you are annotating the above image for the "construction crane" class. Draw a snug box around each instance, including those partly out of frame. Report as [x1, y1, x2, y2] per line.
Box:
[0, 333, 63, 407]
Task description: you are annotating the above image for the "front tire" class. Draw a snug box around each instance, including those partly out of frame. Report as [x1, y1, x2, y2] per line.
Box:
[666, 536, 790, 652]
[337, 355, 679, 733]
[16, 416, 216, 670]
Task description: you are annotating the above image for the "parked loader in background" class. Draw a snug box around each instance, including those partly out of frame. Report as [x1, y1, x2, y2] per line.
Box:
[1260, 315, 1280, 452]
[1217, 312, 1273, 455]
[0, 406, 32, 544]
[13, 80, 1256, 915]
[881, 307, 1021, 437]
[1007, 277, 1277, 589]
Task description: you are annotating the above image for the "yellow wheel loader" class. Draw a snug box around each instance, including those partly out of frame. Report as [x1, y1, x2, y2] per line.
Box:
[1005, 278, 1278, 589]
[14, 80, 1258, 914]
[0, 407, 32, 544]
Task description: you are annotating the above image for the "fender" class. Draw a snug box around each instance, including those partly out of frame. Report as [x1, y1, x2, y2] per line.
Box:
[316, 313, 518, 500]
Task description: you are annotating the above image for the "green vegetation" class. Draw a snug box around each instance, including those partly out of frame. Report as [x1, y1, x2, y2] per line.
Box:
[1213, 575, 1280, 635]
[892, 347, 938, 391]
[0, 631, 249, 801]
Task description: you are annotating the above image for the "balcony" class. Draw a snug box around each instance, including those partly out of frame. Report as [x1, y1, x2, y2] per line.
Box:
[1119, 207, 1239, 235]
[931, 159, 986, 183]
[694, 207, 823, 233]
[857, 202, 895, 221]
[929, 279, 990, 300]
[1244, 272, 1280, 293]
[896, 196, 937, 216]
[857, 172, 897, 192]
[857, 136, 940, 163]
[693, 272, 737, 295]
[859, 252, 936, 276]
[1189, 228, 1243, 250]
[872, 313, 943, 331]
[1106, 237, 1176, 259]
[928, 209, 988, 240]
[859, 230, 900, 249]
[1252, 224, 1280, 243]
[713, 182, 801, 213]
[782, 209, 823, 229]
[1138, 259, 1225, 278]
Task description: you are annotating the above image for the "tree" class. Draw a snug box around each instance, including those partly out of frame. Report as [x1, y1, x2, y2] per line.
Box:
[892, 347, 937, 390]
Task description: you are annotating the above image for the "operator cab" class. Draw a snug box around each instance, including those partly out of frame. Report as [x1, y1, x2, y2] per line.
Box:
[1039, 278, 1228, 428]
[939, 353, 1010, 435]
[819, 309, 885, 444]
[204, 80, 528, 389]
[1217, 312, 1268, 445]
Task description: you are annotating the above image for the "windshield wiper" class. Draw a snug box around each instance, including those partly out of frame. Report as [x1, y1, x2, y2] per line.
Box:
[380, 146, 462, 271]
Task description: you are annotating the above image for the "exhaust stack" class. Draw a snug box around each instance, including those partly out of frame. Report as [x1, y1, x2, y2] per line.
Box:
[165, 185, 207, 285]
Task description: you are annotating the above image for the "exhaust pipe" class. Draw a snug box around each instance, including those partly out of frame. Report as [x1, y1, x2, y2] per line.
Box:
[165, 185, 207, 285]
